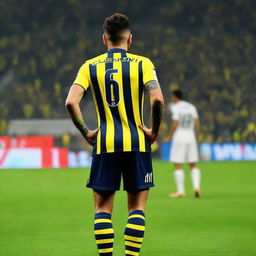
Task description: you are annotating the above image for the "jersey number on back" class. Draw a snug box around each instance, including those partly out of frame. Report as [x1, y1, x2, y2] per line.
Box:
[180, 114, 193, 128]
[105, 69, 120, 107]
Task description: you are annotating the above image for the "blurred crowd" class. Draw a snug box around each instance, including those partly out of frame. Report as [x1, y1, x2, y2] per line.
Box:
[0, 0, 255, 143]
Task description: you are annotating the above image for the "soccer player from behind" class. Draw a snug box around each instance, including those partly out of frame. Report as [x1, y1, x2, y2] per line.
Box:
[65, 13, 164, 256]
[164, 89, 201, 198]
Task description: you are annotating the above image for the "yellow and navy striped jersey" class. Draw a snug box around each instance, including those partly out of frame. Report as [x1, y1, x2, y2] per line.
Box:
[74, 48, 158, 155]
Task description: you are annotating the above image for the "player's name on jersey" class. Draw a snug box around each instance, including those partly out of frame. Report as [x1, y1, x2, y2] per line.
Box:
[92, 57, 139, 66]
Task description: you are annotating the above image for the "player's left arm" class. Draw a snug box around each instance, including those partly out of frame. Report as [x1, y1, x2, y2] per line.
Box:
[140, 80, 164, 143]
[138, 58, 164, 143]
[194, 119, 200, 137]
[193, 106, 200, 138]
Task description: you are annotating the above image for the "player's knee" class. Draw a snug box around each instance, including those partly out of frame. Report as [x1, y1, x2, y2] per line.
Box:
[189, 163, 197, 169]
[174, 164, 182, 169]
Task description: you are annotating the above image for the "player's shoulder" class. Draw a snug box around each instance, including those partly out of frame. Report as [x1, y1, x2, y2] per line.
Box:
[127, 52, 153, 63]
[173, 101, 191, 112]
[169, 103, 177, 113]
[182, 100, 195, 108]
[182, 101, 198, 114]
[189, 102, 198, 111]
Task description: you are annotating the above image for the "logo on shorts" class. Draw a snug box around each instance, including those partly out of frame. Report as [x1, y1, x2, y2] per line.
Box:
[145, 172, 153, 183]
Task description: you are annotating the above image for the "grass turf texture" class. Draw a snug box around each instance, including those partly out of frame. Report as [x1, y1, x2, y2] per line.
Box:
[0, 161, 256, 256]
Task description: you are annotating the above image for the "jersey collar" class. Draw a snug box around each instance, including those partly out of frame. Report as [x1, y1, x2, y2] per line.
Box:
[107, 48, 127, 53]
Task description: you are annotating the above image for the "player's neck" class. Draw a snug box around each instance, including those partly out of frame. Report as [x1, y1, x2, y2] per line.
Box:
[107, 43, 128, 51]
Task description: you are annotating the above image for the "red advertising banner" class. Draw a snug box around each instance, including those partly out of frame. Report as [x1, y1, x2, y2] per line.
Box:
[0, 136, 54, 148]
[0, 136, 68, 169]
[0, 137, 11, 148]
[41, 148, 68, 168]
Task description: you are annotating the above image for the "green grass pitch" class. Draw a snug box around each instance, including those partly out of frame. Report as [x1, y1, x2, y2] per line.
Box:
[0, 161, 256, 256]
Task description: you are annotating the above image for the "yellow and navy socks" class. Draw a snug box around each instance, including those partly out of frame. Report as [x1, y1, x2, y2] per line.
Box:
[94, 212, 114, 256]
[124, 210, 145, 256]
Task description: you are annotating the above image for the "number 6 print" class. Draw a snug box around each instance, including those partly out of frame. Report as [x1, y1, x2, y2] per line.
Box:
[105, 69, 120, 107]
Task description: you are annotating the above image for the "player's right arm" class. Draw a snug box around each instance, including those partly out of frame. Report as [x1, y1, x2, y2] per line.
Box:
[163, 120, 179, 142]
[139, 58, 164, 143]
[65, 63, 98, 145]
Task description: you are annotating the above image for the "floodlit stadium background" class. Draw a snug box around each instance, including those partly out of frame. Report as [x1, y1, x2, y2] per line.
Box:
[1, 1, 256, 256]
[1, 0, 256, 167]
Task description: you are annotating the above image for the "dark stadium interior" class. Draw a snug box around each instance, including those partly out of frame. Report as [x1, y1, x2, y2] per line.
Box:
[0, 0, 255, 147]
[1, 2, 256, 256]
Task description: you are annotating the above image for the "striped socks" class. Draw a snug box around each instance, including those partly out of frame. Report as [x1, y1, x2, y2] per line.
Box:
[94, 210, 145, 255]
[94, 212, 114, 256]
[124, 210, 145, 256]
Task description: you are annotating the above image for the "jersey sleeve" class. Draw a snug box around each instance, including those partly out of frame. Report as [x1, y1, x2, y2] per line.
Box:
[192, 106, 199, 119]
[171, 106, 179, 120]
[73, 62, 90, 91]
[142, 58, 158, 85]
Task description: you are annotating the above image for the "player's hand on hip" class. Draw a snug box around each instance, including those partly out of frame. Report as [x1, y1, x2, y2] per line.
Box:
[86, 128, 99, 145]
[138, 125, 158, 144]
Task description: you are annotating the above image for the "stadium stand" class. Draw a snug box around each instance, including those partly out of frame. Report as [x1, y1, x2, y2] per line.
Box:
[0, 0, 255, 143]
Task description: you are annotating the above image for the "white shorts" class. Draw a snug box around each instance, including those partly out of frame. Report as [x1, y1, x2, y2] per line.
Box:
[170, 141, 199, 163]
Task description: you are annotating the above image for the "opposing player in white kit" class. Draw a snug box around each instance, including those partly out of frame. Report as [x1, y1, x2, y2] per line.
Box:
[164, 89, 201, 198]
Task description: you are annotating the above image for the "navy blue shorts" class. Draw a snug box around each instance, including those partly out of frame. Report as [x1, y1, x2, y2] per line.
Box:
[86, 152, 154, 191]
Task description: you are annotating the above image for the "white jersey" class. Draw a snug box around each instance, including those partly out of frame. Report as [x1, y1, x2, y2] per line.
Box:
[170, 101, 199, 143]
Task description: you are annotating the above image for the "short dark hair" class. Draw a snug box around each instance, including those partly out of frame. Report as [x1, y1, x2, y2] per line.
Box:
[103, 13, 130, 44]
[172, 89, 183, 99]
